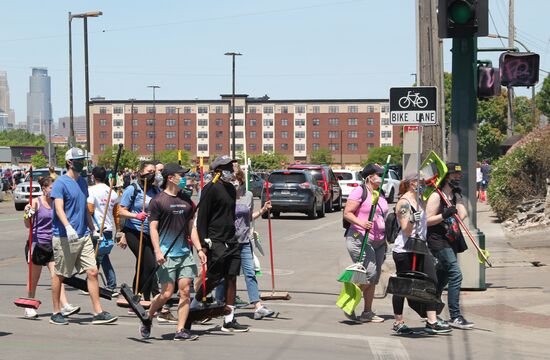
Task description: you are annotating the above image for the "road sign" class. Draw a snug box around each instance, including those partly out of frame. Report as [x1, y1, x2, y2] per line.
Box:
[390, 87, 437, 125]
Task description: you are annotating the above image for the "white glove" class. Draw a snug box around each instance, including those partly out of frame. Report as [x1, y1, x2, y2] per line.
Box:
[204, 238, 212, 249]
[409, 211, 422, 223]
[65, 224, 79, 242]
[92, 229, 101, 240]
[24, 207, 35, 219]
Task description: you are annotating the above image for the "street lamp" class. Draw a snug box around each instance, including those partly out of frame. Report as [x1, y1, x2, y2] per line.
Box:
[68, 11, 102, 151]
[129, 98, 136, 152]
[224, 52, 242, 159]
[147, 85, 160, 160]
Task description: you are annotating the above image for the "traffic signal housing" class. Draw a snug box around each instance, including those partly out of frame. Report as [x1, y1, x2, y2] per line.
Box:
[499, 52, 540, 87]
[478, 66, 501, 98]
[438, 0, 488, 38]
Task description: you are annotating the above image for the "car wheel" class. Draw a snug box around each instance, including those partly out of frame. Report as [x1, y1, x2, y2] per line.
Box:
[15, 202, 26, 211]
[324, 197, 333, 213]
[388, 188, 395, 203]
[334, 195, 343, 211]
[308, 201, 317, 219]
[317, 199, 326, 218]
[272, 211, 280, 218]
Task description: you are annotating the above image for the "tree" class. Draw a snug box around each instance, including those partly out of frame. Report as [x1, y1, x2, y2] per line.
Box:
[0, 129, 46, 147]
[97, 145, 140, 171]
[156, 150, 191, 167]
[310, 148, 333, 165]
[30, 150, 48, 168]
[536, 73, 550, 117]
[362, 146, 403, 167]
[250, 152, 287, 171]
[477, 122, 505, 162]
[477, 92, 508, 133]
[513, 95, 535, 134]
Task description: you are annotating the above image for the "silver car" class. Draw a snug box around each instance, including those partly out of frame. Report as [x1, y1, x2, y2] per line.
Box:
[13, 167, 65, 211]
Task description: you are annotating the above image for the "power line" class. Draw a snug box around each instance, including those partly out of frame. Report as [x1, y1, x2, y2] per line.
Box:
[489, 10, 506, 47]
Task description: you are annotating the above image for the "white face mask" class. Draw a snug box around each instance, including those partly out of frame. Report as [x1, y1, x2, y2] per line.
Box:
[221, 170, 233, 182]
[154, 172, 163, 187]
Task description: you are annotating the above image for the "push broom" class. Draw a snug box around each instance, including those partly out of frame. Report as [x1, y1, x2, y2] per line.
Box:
[14, 165, 42, 310]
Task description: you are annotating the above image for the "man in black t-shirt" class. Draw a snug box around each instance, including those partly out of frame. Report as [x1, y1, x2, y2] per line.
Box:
[196, 155, 249, 333]
[426, 163, 474, 330]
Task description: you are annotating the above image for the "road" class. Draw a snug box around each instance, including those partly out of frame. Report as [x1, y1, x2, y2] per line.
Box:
[0, 198, 549, 360]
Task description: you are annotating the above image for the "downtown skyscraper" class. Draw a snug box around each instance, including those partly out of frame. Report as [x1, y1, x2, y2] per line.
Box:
[26, 67, 52, 136]
[0, 70, 16, 131]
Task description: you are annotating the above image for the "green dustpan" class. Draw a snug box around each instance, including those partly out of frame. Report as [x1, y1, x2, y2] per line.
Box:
[336, 282, 362, 316]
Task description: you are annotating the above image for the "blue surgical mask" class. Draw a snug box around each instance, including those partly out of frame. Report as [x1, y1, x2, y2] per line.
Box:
[178, 177, 187, 189]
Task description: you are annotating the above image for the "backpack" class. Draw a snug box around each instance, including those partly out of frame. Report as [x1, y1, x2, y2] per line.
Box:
[384, 207, 400, 244]
[120, 183, 140, 229]
[342, 184, 368, 232]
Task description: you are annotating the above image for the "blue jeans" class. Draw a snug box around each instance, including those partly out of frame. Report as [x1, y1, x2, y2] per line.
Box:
[214, 243, 261, 304]
[97, 253, 117, 290]
[432, 247, 463, 319]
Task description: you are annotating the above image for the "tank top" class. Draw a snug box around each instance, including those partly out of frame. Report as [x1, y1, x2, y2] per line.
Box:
[32, 196, 53, 245]
[393, 198, 427, 254]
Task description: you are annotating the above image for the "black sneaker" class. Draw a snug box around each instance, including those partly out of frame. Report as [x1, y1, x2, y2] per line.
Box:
[424, 319, 452, 334]
[92, 311, 118, 325]
[174, 329, 199, 341]
[450, 315, 474, 329]
[139, 320, 152, 338]
[221, 319, 249, 333]
[393, 322, 414, 335]
[49, 313, 68, 325]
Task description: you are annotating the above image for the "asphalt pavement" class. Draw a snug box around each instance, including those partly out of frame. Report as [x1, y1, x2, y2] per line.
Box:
[0, 196, 549, 360]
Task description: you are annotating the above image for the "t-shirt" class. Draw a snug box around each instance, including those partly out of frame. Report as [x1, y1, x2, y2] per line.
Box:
[348, 186, 388, 242]
[149, 191, 194, 257]
[196, 180, 236, 243]
[119, 183, 159, 234]
[51, 174, 90, 238]
[476, 168, 482, 183]
[87, 183, 119, 232]
[235, 191, 254, 244]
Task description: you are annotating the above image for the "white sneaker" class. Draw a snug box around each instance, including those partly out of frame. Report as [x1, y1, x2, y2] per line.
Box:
[358, 311, 385, 323]
[24, 308, 38, 319]
[61, 304, 80, 317]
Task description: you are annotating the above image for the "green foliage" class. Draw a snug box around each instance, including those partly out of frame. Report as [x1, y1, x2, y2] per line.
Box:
[250, 152, 287, 171]
[0, 129, 46, 146]
[30, 150, 49, 168]
[310, 148, 333, 165]
[362, 146, 403, 167]
[513, 96, 535, 134]
[536, 74, 550, 117]
[97, 145, 140, 171]
[477, 122, 505, 162]
[477, 93, 508, 133]
[156, 150, 191, 167]
[488, 132, 550, 220]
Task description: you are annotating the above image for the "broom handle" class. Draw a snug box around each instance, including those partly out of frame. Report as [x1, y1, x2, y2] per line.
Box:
[135, 179, 147, 295]
[265, 181, 275, 293]
[434, 186, 492, 267]
[27, 165, 33, 296]
[201, 262, 207, 302]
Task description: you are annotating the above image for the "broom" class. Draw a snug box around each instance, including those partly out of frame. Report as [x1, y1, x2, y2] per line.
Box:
[338, 155, 391, 284]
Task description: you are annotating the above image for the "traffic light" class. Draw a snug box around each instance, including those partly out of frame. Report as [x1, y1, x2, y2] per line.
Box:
[499, 52, 540, 87]
[477, 66, 501, 98]
[438, 0, 488, 38]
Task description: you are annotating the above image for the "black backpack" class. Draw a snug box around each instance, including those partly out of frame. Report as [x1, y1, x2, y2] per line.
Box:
[384, 207, 400, 244]
[342, 184, 368, 232]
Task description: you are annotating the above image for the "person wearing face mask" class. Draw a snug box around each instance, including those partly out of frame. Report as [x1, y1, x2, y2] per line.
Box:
[195, 155, 249, 332]
[342, 163, 388, 324]
[50, 148, 118, 325]
[153, 160, 165, 189]
[426, 162, 474, 330]
[118, 161, 161, 307]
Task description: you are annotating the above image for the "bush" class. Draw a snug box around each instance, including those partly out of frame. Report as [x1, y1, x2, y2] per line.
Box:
[488, 132, 550, 220]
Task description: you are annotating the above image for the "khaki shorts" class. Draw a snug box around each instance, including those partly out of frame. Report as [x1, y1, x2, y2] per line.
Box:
[53, 235, 96, 278]
[345, 230, 386, 285]
[157, 254, 197, 285]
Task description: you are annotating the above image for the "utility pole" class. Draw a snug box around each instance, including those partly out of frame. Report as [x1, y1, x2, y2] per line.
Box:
[507, 0, 515, 137]
[225, 52, 242, 159]
[147, 85, 160, 160]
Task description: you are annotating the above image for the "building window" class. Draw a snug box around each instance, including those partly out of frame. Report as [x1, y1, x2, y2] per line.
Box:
[184, 131, 192, 138]
[198, 119, 208, 127]
[198, 106, 208, 114]
[381, 118, 390, 125]
[198, 144, 208, 151]
[233, 131, 244, 139]
[348, 118, 358, 126]
[165, 143, 176, 150]
[215, 106, 223, 114]
[329, 106, 339, 113]
[263, 119, 273, 127]
[348, 105, 358, 113]
[281, 119, 288, 126]
[249, 106, 257, 114]
[214, 119, 222, 127]
[146, 144, 155, 152]
[367, 130, 375, 138]
[233, 106, 244, 114]
[381, 131, 392, 138]
[198, 131, 208, 139]
[184, 144, 192, 151]
[183, 119, 192, 126]
[382, 143, 392, 147]
[367, 105, 375, 112]
[99, 107, 107, 114]
[329, 143, 339, 151]
[113, 132, 123, 139]
[328, 118, 339, 125]
[146, 106, 156, 114]
[146, 119, 155, 126]
[263, 144, 274, 152]
[249, 143, 257, 151]
[99, 144, 106, 151]
[113, 106, 123, 114]
[381, 105, 390, 113]
[263, 131, 273, 139]
[281, 131, 288, 139]
[146, 131, 155, 139]
[216, 143, 223, 151]
[99, 131, 107, 139]
[130, 106, 138, 114]
[280, 143, 288, 151]
[295, 144, 306, 151]
[132, 119, 138, 126]
[215, 131, 223, 138]
[328, 131, 339, 139]
[312, 106, 320, 113]
[233, 119, 244, 126]
[295, 131, 305, 139]
[367, 118, 374, 125]
[312, 143, 320, 151]
[165, 106, 177, 114]
[281, 106, 288, 114]
[348, 131, 358, 138]
[99, 119, 107, 126]
[312, 131, 320, 138]
[295, 119, 305, 126]
[131, 144, 139, 152]
[296, 105, 305, 113]
[367, 143, 375, 148]
[249, 119, 257, 126]
[347, 143, 358, 151]
[263, 106, 273, 114]
[250, 131, 256, 139]
[183, 106, 192, 114]
[132, 131, 138, 139]
[312, 118, 320, 126]
[166, 131, 176, 139]
[166, 119, 176, 126]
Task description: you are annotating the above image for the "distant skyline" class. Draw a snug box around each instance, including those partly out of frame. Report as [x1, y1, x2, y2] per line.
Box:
[0, 0, 548, 125]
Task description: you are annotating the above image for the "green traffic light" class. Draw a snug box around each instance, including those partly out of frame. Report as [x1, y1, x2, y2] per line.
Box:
[449, 0, 474, 24]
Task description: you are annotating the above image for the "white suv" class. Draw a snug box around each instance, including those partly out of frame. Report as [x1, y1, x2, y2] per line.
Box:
[13, 167, 65, 211]
[381, 169, 401, 203]
[333, 170, 364, 201]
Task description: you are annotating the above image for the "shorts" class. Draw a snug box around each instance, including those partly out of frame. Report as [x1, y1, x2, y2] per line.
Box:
[157, 254, 197, 284]
[206, 241, 241, 281]
[25, 242, 54, 266]
[53, 235, 96, 278]
[345, 231, 386, 285]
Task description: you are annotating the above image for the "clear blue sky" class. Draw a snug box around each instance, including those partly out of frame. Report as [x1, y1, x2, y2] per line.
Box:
[1, 0, 548, 124]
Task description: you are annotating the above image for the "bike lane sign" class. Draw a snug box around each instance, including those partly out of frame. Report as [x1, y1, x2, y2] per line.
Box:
[389, 87, 437, 125]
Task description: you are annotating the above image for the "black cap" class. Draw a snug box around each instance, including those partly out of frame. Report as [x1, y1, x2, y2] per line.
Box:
[162, 163, 190, 177]
[211, 155, 237, 171]
[361, 163, 383, 178]
[446, 162, 462, 174]
[92, 166, 107, 181]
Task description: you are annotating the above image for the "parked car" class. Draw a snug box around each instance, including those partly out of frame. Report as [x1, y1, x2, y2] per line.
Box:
[249, 172, 265, 198]
[333, 170, 364, 201]
[13, 167, 65, 211]
[381, 169, 401, 203]
[261, 170, 325, 219]
[287, 164, 343, 212]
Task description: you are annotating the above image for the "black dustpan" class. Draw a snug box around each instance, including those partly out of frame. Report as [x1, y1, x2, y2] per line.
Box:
[387, 270, 442, 304]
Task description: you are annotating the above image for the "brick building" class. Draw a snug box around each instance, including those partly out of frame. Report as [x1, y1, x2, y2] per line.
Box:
[89, 95, 401, 166]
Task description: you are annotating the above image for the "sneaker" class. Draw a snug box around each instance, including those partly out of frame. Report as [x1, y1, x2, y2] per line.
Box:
[49, 313, 68, 325]
[174, 329, 199, 341]
[343, 310, 360, 322]
[450, 315, 474, 329]
[92, 311, 118, 325]
[424, 319, 452, 334]
[157, 310, 178, 324]
[254, 306, 275, 320]
[358, 311, 385, 323]
[80, 290, 89, 295]
[61, 304, 81, 317]
[393, 322, 414, 335]
[234, 295, 249, 309]
[107, 288, 120, 297]
[221, 319, 249, 333]
[139, 320, 152, 338]
[24, 308, 38, 319]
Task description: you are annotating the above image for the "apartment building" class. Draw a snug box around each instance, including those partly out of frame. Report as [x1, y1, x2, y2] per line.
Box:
[89, 95, 400, 166]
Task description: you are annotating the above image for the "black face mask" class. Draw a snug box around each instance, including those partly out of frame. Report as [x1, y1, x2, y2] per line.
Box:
[140, 172, 155, 187]
[449, 179, 461, 189]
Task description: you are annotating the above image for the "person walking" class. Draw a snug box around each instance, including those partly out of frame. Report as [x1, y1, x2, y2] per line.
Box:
[22, 176, 79, 319]
[391, 172, 452, 335]
[49, 148, 117, 325]
[342, 164, 387, 323]
[426, 163, 474, 329]
[138, 163, 206, 340]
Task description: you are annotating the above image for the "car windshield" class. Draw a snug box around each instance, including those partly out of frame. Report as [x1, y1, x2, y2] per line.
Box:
[268, 173, 307, 184]
[334, 172, 353, 180]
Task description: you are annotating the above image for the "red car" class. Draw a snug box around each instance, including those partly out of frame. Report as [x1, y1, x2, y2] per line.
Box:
[287, 164, 343, 212]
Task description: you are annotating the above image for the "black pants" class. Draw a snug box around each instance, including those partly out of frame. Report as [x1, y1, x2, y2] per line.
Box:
[124, 227, 159, 301]
[391, 252, 442, 317]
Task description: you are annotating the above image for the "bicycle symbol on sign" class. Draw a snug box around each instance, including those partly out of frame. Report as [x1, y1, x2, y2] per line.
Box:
[398, 91, 429, 109]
